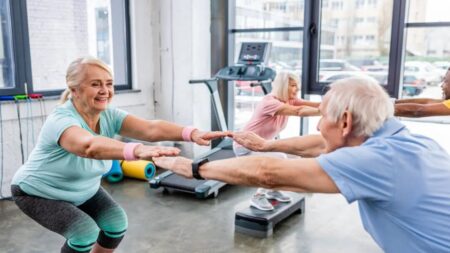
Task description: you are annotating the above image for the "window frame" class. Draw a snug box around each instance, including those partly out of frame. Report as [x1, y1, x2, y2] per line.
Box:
[228, 0, 450, 135]
[0, 0, 132, 97]
[304, 0, 404, 97]
[305, 0, 450, 98]
[228, 0, 306, 134]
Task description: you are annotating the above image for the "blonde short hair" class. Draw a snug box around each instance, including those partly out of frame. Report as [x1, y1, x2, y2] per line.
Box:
[59, 57, 113, 104]
[325, 76, 394, 137]
[271, 71, 300, 101]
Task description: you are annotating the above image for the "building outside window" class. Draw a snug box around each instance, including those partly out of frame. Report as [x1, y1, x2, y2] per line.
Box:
[401, 0, 450, 98]
[233, 0, 305, 134]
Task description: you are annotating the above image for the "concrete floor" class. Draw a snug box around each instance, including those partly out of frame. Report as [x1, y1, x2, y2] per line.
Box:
[0, 177, 382, 253]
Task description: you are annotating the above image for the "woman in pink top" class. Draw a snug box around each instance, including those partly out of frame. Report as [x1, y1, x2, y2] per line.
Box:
[233, 71, 319, 211]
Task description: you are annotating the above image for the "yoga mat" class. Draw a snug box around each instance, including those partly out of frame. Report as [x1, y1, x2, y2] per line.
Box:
[103, 160, 124, 183]
[121, 160, 156, 180]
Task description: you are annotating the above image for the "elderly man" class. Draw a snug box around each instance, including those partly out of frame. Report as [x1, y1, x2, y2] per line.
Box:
[395, 67, 450, 117]
[154, 77, 450, 253]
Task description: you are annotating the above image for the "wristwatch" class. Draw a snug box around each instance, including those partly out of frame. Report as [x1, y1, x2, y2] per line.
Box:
[192, 157, 209, 180]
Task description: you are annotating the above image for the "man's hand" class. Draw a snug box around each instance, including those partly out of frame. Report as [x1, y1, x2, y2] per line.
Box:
[191, 130, 232, 146]
[153, 156, 194, 178]
[232, 131, 268, 152]
[134, 145, 180, 160]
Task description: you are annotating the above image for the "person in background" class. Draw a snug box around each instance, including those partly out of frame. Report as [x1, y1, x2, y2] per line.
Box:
[11, 57, 229, 253]
[233, 71, 319, 211]
[395, 67, 450, 117]
[155, 76, 450, 253]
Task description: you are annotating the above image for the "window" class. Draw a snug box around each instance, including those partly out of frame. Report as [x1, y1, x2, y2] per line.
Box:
[331, 1, 343, 10]
[330, 18, 339, 27]
[352, 35, 364, 43]
[367, 17, 377, 23]
[365, 35, 375, 41]
[368, 0, 378, 6]
[229, 0, 450, 140]
[400, 0, 450, 99]
[356, 0, 365, 8]
[232, 0, 305, 135]
[0, 0, 131, 96]
[0, 0, 14, 89]
[355, 17, 364, 24]
[316, 0, 393, 91]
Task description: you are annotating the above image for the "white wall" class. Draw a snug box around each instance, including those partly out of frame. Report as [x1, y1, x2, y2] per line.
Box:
[138, 0, 212, 156]
[0, 0, 212, 197]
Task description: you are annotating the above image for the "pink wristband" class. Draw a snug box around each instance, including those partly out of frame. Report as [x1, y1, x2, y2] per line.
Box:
[123, 142, 142, 160]
[182, 126, 197, 142]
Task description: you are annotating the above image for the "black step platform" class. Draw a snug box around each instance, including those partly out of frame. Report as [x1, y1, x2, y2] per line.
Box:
[150, 171, 225, 198]
[235, 193, 305, 237]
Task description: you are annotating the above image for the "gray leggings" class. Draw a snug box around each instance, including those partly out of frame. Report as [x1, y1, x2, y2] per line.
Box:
[11, 185, 128, 253]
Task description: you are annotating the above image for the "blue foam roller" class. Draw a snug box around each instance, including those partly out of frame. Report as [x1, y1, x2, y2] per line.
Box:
[103, 160, 123, 183]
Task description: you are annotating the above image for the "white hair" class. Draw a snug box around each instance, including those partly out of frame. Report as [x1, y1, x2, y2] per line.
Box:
[271, 71, 300, 101]
[325, 76, 394, 137]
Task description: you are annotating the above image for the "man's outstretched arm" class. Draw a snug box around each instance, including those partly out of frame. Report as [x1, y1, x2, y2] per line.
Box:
[395, 103, 450, 117]
[395, 98, 442, 104]
[154, 156, 339, 193]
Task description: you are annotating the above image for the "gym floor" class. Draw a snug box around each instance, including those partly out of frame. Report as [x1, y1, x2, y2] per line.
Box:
[0, 175, 382, 253]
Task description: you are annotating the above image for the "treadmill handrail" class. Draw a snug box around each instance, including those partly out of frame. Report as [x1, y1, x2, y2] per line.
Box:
[189, 79, 218, 95]
[189, 78, 228, 132]
[250, 81, 272, 95]
[189, 78, 217, 84]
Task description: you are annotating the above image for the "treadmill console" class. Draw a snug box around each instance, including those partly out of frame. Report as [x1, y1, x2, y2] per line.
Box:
[237, 42, 271, 65]
[215, 42, 276, 81]
[215, 65, 275, 81]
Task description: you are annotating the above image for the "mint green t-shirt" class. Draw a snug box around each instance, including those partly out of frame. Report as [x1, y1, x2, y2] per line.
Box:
[12, 100, 128, 205]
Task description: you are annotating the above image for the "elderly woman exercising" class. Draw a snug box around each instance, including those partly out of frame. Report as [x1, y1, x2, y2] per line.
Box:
[233, 71, 319, 211]
[11, 57, 228, 253]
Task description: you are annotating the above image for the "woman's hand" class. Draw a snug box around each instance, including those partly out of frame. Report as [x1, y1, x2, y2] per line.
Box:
[153, 156, 193, 178]
[297, 106, 320, 117]
[232, 131, 268, 152]
[191, 130, 232, 146]
[134, 145, 180, 160]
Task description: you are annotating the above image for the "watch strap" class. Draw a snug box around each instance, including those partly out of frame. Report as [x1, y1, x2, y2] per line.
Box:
[192, 157, 209, 180]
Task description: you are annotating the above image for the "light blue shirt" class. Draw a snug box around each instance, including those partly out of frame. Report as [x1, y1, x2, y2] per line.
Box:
[12, 100, 128, 205]
[317, 118, 450, 253]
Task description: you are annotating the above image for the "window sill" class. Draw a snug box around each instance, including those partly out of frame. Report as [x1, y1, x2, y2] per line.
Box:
[0, 89, 141, 105]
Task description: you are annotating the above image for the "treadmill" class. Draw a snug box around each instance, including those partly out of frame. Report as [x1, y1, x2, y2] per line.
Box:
[149, 42, 276, 198]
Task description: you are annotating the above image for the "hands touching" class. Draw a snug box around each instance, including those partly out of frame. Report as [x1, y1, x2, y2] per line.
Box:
[134, 145, 181, 160]
[296, 106, 320, 117]
[153, 156, 194, 178]
[190, 130, 232, 146]
[232, 131, 269, 152]
[153, 131, 267, 180]
[187, 128, 264, 152]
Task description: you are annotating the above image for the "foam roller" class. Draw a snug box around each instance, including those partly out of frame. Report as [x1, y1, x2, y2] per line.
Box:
[121, 160, 156, 180]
